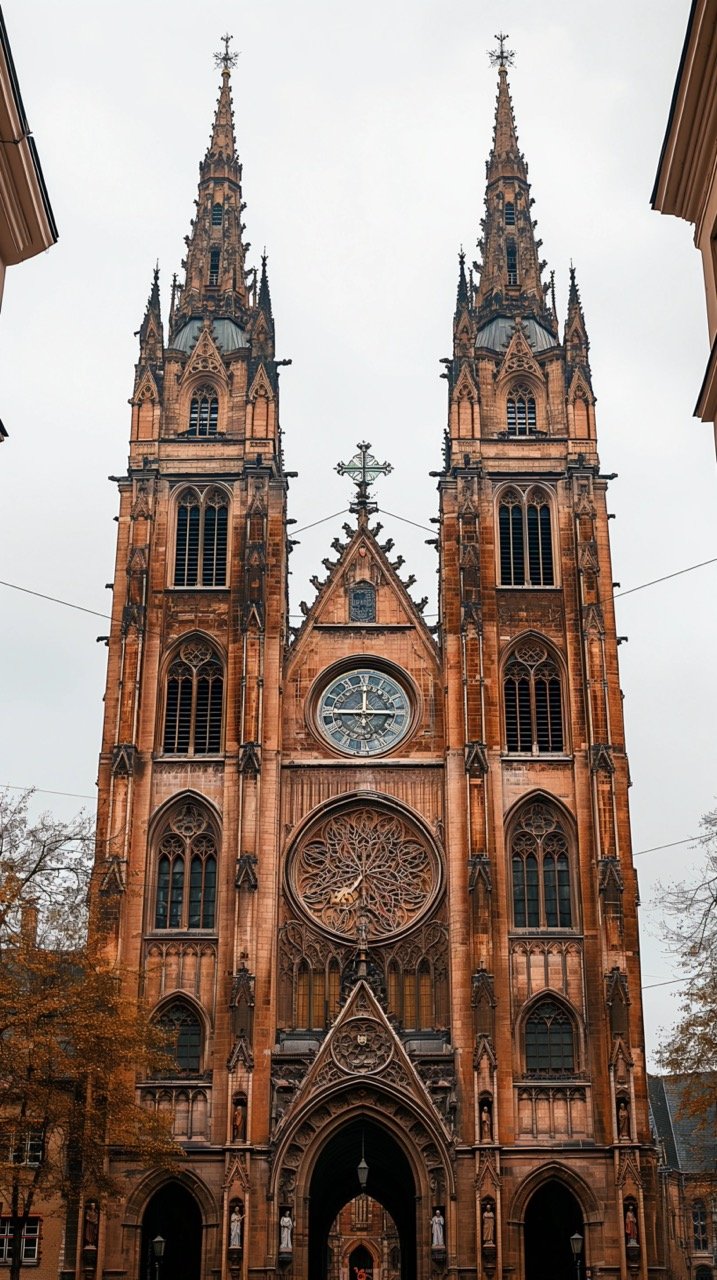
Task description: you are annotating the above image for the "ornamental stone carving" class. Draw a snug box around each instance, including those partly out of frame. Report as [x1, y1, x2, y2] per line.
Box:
[331, 1017, 393, 1075]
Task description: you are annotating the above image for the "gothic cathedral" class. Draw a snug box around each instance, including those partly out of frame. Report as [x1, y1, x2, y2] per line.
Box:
[91, 44, 657, 1280]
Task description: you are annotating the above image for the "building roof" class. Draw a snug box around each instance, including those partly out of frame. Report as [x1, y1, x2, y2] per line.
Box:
[649, 1073, 717, 1172]
[0, 5, 57, 267]
[169, 316, 249, 354]
[475, 315, 558, 355]
[651, 0, 717, 222]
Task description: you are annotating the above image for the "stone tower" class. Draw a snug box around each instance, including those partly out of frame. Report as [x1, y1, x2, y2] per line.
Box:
[90, 47, 657, 1280]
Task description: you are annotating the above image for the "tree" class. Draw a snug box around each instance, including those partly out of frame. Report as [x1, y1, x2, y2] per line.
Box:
[0, 790, 179, 1280]
[657, 807, 717, 1125]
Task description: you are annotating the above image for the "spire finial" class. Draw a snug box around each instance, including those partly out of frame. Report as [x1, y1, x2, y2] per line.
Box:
[488, 32, 515, 69]
[336, 442, 392, 527]
[214, 32, 238, 73]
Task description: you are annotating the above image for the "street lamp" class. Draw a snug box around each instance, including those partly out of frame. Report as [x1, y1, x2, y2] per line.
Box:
[570, 1231, 583, 1280]
[357, 1129, 369, 1192]
[152, 1235, 165, 1280]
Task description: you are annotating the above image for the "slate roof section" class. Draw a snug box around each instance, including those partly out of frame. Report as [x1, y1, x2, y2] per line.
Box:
[649, 1073, 717, 1171]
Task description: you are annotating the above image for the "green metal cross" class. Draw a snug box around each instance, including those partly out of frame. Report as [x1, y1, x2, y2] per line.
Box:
[336, 442, 392, 524]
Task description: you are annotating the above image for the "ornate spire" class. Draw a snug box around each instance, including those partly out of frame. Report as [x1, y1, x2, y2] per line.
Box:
[456, 248, 469, 307]
[564, 262, 592, 386]
[474, 49, 555, 333]
[137, 263, 163, 367]
[170, 38, 253, 339]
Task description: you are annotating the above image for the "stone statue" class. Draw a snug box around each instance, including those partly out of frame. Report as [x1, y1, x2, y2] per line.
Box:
[431, 1208, 445, 1249]
[280, 1210, 293, 1252]
[83, 1200, 99, 1249]
[618, 1099, 630, 1138]
[480, 1104, 492, 1142]
[229, 1203, 243, 1250]
[482, 1202, 495, 1246]
[232, 1097, 246, 1142]
[625, 1205, 638, 1243]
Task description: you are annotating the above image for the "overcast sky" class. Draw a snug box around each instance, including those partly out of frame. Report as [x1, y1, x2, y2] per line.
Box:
[0, 0, 714, 1064]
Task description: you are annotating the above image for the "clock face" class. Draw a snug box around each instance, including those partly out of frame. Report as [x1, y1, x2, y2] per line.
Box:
[317, 668, 411, 756]
[288, 803, 440, 942]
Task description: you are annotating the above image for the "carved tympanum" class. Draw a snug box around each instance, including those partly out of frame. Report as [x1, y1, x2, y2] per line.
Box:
[331, 1017, 393, 1075]
[289, 804, 440, 942]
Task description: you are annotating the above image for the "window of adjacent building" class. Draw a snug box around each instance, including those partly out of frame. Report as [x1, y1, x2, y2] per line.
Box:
[211, 203, 223, 226]
[154, 800, 218, 930]
[511, 801, 572, 929]
[188, 387, 219, 437]
[506, 239, 518, 285]
[0, 1128, 43, 1166]
[504, 200, 516, 226]
[525, 999, 575, 1076]
[0, 1218, 40, 1265]
[504, 638, 564, 754]
[163, 638, 224, 756]
[209, 247, 221, 286]
[155, 1000, 203, 1074]
[349, 581, 376, 622]
[174, 486, 228, 587]
[693, 1202, 709, 1252]
[498, 487, 554, 587]
[506, 386, 537, 435]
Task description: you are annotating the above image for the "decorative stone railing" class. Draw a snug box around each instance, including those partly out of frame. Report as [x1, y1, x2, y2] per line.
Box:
[138, 1083, 211, 1141]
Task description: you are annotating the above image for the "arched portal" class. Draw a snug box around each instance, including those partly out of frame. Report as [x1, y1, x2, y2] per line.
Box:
[140, 1182, 202, 1280]
[524, 1181, 583, 1280]
[309, 1117, 416, 1280]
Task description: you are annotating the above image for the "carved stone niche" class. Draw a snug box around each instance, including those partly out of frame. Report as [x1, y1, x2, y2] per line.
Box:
[481, 1196, 497, 1274]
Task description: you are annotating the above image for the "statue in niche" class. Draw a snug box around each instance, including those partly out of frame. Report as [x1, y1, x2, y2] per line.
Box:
[482, 1202, 495, 1246]
[229, 1202, 244, 1250]
[618, 1098, 630, 1139]
[83, 1200, 99, 1249]
[480, 1103, 493, 1142]
[279, 1210, 293, 1253]
[431, 1208, 445, 1249]
[232, 1094, 247, 1142]
[625, 1204, 638, 1244]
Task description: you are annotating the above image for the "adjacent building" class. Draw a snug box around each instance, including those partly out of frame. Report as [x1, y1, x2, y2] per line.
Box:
[651, 0, 717, 453]
[649, 1074, 717, 1280]
[85, 42, 657, 1280]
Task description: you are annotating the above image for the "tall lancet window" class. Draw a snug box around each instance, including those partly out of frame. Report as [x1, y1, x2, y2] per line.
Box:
[498, 487, 555, 587]
[188, 387, 219, 437]
[506, 239, 518, 285]
[174, 486, 228, 586]
[510, 801, 573, 929]
[209, 247, 220, 286]
[154, 800, 218, 931]
[504, 638, 564, 754]
[162, 637, 224, 756]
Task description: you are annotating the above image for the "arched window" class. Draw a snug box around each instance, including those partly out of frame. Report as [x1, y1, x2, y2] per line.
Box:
[506, 385, 537, 435]
[156, 1000, 203, 1074]
[209, 247, 220, 286]
[511, 802, 572, 928]
[163, 638, 224, 756]
[506, 239, 518, 285]
[211, 203, 223, 226]
[693, 1202, 709, 1251]
[504, 638, 564, 754]
[154, 800, 218, 930]
[293, 962, 328, 1030]
[504, 200, 516, 226]
[188, 386, 219, 437]
[498, 487, 554, 586]
[174, 486, 228, 586]
[525, 999, 575, 1076]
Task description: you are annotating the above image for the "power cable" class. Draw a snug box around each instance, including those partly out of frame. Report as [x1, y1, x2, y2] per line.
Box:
[0, 580, 110, 620]
[0, 783, 95, 800]
[614, 558, 717, 599]
[633, 836, 699, 857]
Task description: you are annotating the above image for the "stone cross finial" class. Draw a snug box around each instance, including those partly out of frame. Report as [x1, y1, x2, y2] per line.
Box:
[214, 32, 239, 72]
[336, 442, 392, 524]
[489, 32, 515, 68]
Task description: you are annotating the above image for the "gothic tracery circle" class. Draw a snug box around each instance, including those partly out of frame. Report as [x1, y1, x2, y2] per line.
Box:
[287, 801, 441, 942]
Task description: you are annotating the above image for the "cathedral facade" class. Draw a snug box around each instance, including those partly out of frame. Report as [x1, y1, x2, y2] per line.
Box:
[90, 43, 658, 1280]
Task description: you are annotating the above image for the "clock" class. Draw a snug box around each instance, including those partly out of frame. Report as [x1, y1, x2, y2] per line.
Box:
[287, 800, 441, 942]
[316, 667, 411, 757]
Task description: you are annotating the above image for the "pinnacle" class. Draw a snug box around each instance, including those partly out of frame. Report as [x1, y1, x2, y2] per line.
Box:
[258, 252, 273, 317]
[487, 64, 527, 183]
[456, 248, 469, 306]
[207, 65, 237, 160]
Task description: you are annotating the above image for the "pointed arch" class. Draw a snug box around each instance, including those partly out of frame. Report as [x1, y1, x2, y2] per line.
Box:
[160, 634, 225, 756]
[172, 483, 230, 587]
[508, 1160, 602, 1225]
[151, 993, 208, 1075]
[505, 792, 578, 932]
[147, 792, 221, 934]
[501, 632, 567, 755]
[496, 482, 557, 587]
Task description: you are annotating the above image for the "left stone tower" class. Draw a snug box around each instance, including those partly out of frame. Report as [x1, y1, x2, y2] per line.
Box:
[91, 47, 288, 1278]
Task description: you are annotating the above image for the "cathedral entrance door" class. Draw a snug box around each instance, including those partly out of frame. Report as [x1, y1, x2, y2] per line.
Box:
[308, 1117, 416, 1280]
[140, 1182, 202, 1280]
[524, 1181, 583, 1280]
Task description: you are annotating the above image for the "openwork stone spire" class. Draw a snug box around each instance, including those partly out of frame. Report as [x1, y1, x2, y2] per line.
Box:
[474, 55, 554, 333]
[170, 37, 253, 336]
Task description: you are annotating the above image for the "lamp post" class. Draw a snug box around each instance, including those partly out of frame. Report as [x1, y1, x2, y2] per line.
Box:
[151, 1235, 165, 1280]
[357, 1129, 369, 1192]
[570, 1231, 583, 1280]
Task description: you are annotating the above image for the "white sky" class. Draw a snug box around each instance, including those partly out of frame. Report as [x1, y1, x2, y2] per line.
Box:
[0, 0, 714, 1065]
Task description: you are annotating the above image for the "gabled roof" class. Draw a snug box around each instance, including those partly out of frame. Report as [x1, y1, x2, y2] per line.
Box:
[648, 1072, 717, 1171]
